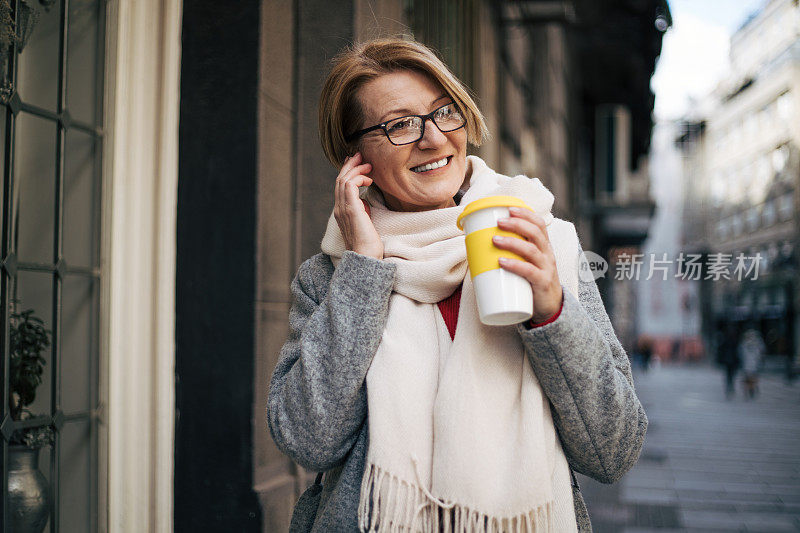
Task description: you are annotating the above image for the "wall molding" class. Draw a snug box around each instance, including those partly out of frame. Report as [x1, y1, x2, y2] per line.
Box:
[102, 1, 182, 530]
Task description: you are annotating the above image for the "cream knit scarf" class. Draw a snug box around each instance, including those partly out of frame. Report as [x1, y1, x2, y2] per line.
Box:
[321, 156, 579, 532]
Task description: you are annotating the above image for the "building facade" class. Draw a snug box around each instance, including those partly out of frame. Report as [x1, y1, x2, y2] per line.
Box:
[1, 0, 181, 531]
[678, 0, 800, 371]
[0, 0, 666, 531]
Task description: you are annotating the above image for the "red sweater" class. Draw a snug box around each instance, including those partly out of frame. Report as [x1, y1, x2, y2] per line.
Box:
[436, 284, 562, 340]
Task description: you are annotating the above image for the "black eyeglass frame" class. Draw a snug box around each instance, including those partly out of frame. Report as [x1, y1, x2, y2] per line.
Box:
[345, 102, 466, 145]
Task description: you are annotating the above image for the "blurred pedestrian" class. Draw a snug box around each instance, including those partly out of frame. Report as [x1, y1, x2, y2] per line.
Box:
[716, 326, 740, 399]
[739, 328, 765, 399]
[637, 335, 653, 372]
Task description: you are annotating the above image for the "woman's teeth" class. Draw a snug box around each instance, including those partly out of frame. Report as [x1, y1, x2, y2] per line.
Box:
[411, 157, 449, 173]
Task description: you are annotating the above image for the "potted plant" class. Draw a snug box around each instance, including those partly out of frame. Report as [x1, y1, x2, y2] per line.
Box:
[1, 0, 39, 101]
[6, 302, 53, 533]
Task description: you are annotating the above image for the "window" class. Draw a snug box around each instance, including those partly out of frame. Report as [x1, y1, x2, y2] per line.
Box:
[757, 154, 770, 182]
[777, 91, 792, 121]
[761, 246, 771, 272]
[768, 242, 780, 262]
[1, 2, 106, 531]
[711, 171, 726, 206]
[772, 144, 788, 174]
[763, 199, 777, 226]
[778, 193, 794, 220]
[746, 206, 760, 231]
[718, 219, 729, 240]
[740, 291, 753, 310]
[732, 213, 743, 236]
[729, 168, 746, 203]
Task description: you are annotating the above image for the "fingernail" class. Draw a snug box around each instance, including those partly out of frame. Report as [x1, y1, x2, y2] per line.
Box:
[498, 217, 509, 224]
[493, 235, 505, 243]
[508, 207, 519, 214]
[498, 257, 509, 265]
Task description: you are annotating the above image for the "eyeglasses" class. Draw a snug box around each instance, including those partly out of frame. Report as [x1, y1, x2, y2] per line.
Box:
[345, 102, 466, 145]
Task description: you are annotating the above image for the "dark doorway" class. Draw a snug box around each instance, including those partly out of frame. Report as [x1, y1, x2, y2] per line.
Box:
[176, 1, 261, 531]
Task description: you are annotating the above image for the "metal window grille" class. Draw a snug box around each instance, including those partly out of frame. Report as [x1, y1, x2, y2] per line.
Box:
[0, 1, 106, 532]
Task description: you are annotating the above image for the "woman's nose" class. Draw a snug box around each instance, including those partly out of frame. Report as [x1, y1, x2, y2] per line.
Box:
[416, 118, 447, 148]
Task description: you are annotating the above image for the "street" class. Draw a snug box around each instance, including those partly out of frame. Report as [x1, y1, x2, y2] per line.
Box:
[579, 361, 800, 532]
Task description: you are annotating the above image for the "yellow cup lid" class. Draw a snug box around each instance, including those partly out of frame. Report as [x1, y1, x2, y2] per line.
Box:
[456, 195, 533, 230]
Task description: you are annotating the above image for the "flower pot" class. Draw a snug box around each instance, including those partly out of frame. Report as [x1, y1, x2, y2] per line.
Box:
[7, 445, 50, 533]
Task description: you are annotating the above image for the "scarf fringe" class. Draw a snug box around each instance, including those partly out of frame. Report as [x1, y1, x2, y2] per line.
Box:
[358, 462, 554, 532]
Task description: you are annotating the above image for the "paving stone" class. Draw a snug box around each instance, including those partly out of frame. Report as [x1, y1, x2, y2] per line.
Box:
[677, 486, 782, 503]
[622, 526, 686, 533]
[740, 514, 800, 531]
[677, 500, 738, 512]
[680, 509, 750, 530]
[681, 529, 745, 533]
[634, 504, 681, 527]
[777, 493, 800, 505]
[579, 363, 800, 531]
[621, 486, 680, 504]
[624, 474, 676, 490]
[674, 480, 728, 492]
[731, 501, 797, 514]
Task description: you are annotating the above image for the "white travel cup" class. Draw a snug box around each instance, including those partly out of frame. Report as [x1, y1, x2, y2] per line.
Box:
[457, 196, 534, 326]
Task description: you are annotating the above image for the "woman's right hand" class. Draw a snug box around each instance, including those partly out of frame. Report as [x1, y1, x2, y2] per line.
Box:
[334, 152, 384, 260]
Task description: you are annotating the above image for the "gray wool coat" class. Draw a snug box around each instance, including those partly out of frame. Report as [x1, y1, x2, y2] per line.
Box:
[268, 250, 647, 532]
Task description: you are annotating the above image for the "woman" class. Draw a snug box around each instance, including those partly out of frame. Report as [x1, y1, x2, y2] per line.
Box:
[268, 38, 647, 532]
[739, 328, 765, 399]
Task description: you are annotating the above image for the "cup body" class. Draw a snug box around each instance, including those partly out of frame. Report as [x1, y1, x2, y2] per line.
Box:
[460, 202, 533, 326]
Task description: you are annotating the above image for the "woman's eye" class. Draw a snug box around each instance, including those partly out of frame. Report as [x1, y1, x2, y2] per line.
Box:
[388, 118, 414, 132]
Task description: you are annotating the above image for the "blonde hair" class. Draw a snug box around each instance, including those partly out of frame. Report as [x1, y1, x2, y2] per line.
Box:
[318, 38, 488, 167]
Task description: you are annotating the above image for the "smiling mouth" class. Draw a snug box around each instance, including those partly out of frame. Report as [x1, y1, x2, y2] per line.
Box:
[410, 156, 451, 173]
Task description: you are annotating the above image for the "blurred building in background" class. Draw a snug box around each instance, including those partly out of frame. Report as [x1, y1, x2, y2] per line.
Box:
[634, 119, 704, 364]
[256, 0, 668, 529]
[677, 0, 799, 375]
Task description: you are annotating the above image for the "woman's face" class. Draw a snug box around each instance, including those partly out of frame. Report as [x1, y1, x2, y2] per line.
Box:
[355, 70, 468, 212]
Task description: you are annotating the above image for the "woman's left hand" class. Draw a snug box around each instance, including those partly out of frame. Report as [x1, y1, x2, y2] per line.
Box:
[492, 207, 563, 323]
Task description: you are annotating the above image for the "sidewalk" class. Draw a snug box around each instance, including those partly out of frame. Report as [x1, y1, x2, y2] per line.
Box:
[578, 361, 800, 532]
